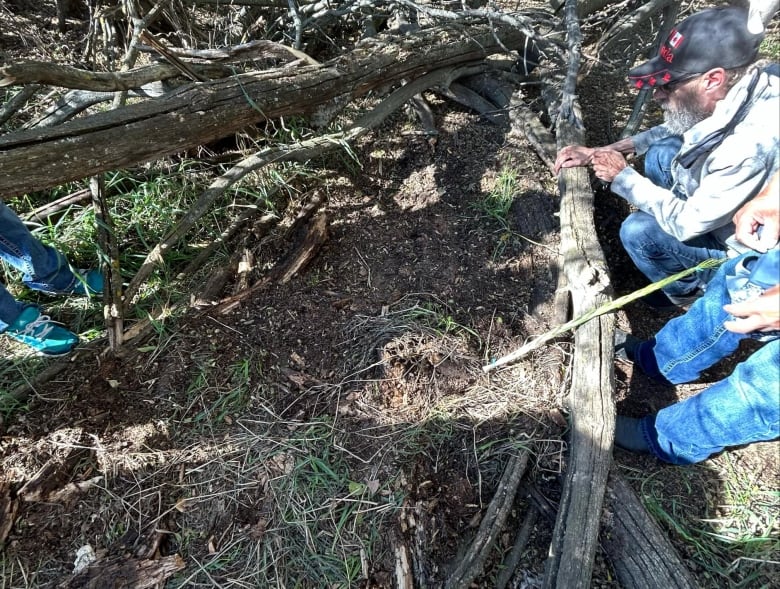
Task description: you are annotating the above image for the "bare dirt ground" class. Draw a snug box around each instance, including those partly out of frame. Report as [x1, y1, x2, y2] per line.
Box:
[1, 2, 778, 588]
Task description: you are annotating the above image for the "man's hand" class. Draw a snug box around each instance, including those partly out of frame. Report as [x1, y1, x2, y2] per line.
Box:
[554, 145, 595, 174]
[733, 171, 780, 252]
[590, 149, 628, 183]
[723, 284, 780, 333]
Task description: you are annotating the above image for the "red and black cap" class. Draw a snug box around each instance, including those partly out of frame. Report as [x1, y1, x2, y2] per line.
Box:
[628, 7, 764, 89]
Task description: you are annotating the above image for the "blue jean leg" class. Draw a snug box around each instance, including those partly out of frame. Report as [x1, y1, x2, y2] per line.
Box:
[619, 211, 727, 297]
[641, 339, 780, 464]
[0, 286, 25, 332]
[650, 254, 747, 383]
[0, 201, 78, 330]
[643, 136, 683, 190]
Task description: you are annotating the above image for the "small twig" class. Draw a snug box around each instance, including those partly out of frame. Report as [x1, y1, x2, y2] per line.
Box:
[112, 0, 172, 108]
[495, 505, 539, 589]
[22, 189, 91, 223]
[484, 257, 726, 371]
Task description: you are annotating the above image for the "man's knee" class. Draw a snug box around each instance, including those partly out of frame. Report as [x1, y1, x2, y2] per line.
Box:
[619, 212, 659, 249]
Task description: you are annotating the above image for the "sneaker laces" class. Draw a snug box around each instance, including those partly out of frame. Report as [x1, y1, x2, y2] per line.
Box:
[16, 314, 57, 339]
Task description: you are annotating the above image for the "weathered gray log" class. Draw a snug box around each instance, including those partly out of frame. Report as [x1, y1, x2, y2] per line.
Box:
[542, 1, 615, 587]
[0, 24, 536, 198]
[602, 472, 699, 589]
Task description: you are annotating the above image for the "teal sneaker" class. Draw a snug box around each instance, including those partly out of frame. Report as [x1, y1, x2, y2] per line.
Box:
[4, 306, 79, 356]
[70, 269, 104, 296]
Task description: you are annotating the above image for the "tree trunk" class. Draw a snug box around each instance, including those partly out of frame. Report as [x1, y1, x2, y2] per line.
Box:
[0, 24, 534, 198]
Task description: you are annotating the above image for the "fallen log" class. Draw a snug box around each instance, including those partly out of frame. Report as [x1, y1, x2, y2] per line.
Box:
[0, 23, 538, 198]
[603, 472, 698, 589]
[542, 2, 615, 587]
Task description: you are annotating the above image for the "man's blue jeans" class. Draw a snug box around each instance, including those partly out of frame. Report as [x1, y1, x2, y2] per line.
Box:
[0, 201, 80, 331]
[633, 253, 780, 464]
[619, 136, 727, 298]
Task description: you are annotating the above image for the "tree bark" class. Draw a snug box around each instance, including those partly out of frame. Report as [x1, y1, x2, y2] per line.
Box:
[542, 2, 615, 588]
[602, 472, 699, 589]
[0, 24, 534, 198]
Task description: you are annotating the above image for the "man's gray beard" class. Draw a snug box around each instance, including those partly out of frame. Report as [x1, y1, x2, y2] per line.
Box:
[663, 105, 710, 135]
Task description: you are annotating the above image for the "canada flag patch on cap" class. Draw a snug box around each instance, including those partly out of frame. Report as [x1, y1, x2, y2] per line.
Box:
[668, 29, 685, 48]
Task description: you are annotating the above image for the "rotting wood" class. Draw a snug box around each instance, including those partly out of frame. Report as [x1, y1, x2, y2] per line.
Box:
[394, 543, 414, 589]
[446, 449, 530, 589]
[509, 98, 557, 173]
[58, 553, 185, 589]
[603, 472, 698, 589]
[0, 482, 18, 546]
[541, 1, 614, 588]
[17, 447, 92, 503]
[0, 23, 537, 198]
[215, 213, 329, 313]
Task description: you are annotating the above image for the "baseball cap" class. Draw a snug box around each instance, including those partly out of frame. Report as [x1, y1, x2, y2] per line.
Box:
[628, 7, 764, 89]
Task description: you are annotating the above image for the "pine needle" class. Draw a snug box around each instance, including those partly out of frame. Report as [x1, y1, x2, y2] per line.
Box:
[482, 257, 726, 372]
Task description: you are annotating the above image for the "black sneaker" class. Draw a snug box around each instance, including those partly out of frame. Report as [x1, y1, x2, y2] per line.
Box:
[614, 329, 643, 362]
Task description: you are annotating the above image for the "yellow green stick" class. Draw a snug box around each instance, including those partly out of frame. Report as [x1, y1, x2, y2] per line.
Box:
[482, 257, 726, 372]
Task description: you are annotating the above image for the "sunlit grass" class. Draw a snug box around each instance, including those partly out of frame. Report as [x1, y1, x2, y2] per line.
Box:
[638, 458, 780, 588]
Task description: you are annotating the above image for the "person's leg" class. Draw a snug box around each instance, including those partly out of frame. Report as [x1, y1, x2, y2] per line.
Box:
[619, 211, 727, 300]
[636, 254, 748, 384]
[642, 136, 683, 189]
[639, 339, 780, 464]
[0, 201, 79, 294]
[0, 284, 25, 332]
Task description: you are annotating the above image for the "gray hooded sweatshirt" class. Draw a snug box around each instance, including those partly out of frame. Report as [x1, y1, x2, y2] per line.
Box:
[610, 63, 780, 248]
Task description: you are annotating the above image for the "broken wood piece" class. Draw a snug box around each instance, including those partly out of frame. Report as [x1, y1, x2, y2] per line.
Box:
[279, 213, 328, 284]
[495, 504, 539, 589]
[58, 554, 185, 589]
[394, 543, 413, 589]
[17, 447, 93, 503]
[22, 189, 91, 223]
[215, 213, 329, 312]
